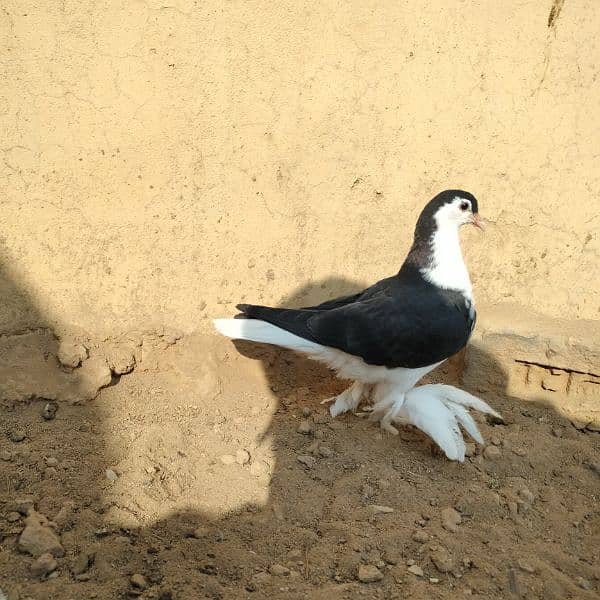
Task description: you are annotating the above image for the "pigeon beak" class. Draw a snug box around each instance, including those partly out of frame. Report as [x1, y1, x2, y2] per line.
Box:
[470, 213, 485, 231]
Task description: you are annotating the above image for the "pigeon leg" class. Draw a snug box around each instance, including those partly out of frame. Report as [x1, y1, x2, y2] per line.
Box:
[323, 382, 371, 417]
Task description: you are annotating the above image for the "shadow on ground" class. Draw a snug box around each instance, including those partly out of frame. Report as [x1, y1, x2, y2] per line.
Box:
[1, 270, 598, 600]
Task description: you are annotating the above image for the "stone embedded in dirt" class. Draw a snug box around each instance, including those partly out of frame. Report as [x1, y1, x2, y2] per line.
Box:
[318, 445, 334, 458]
[430, 547, 454, 573]
[430, 577, 440, 584]
[441, 508, 462, 532]
[517, 560, 536, 574]
[131, 574, 148, 589]
[412, 530, 429, 543]
[407, 564, 424, 577]
[220, 454, 236, 465]
[10, 430, 26, 443]
[105, 468, 118, 481]
[297, 455, 316, 468]
[46, 457, 59, 467]
[58, 340, 88, 368]
[587, 462, 600, 477]
[465, 443, 476, 457]
[236, 449, 250, 465]
[18, 511, 65, 557]
[483, 445, 502, 460]
[297, 420, 313, 435]
[269, 564, 290, 576]
[576, 577, 592, 590]
[249, 461, 269, 477]
[44, 467, 57, 479]
[15, 498, 35, 516]
[7, 511, 21, 522]
[512, 447, 527, 457]
[72, 552, 92, 575]
[0, 450, 12, 461]
[518, 488, 535, 504]
[369, 505, 394, 515]
[53, 501, 76, 531]
[313, 413, 330, 424]
[192, 527, 209, 539]
[570, 418, 590, 431]
[41, 402, 58, 421]
[357, 564, 384, 583]
[31, 552, 58, 578]
[302, 407, 312, 417]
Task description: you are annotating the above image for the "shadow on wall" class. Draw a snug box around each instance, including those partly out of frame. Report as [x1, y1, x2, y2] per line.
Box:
[1, 269, 598, 599]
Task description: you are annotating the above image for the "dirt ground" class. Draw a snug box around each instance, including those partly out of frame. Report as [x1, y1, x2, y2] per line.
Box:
[0, 328, 598, 600]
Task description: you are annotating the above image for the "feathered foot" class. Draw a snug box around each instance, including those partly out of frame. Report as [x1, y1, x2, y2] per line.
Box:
[321, 381, 373, 417]
[370, 384, 502, 462]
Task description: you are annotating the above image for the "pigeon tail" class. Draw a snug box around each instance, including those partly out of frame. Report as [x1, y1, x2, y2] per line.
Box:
[213, 318, 321, 353]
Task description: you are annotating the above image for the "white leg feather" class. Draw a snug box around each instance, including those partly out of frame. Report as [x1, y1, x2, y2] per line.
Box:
[398, 387, 467, 461]
[323, 382, 371, 417]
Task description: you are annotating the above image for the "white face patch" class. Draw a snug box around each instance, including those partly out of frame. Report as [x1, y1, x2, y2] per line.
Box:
[420, 198, 473, 298]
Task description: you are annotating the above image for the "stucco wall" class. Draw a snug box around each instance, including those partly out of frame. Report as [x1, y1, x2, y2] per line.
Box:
[1, 1, 599, 338]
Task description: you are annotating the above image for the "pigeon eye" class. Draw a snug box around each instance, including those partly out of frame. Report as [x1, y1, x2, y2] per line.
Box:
[459, 201, 470, 211]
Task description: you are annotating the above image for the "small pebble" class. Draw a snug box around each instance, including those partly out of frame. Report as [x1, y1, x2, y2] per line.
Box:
[42, 402, 58, 420]
[302, 407, 312, 417]
[576, 577, 591, 590]
[407, 565, 424, 577]
[412, 530, 429, 543]
[430, 547, 454, 573]
[518, 560, 536, 574]
[269, 564, 290, 576]
[441, 507, 462, 532]
[369, 505, 394, 514]
[297, 455, 316, 469]
[7, 511, 21, 522]
[105, 469, 118, 481]
[0, 450, 12, 461]
[192, 527, 209, 539]
[235, 449, 250, 465]
[318, 446, 333, 458]
[10, 430, 26, 443]
[297, 420, 313, 435]
[483, 445, 502, 460]
[31, 553, 58, 578]
[72, 552, 92, 575]
[464, 443, 476, 457]
[249, 461, 268, 476]
[46, 457, 59, 467]
[587, 462, 600, 477]
[357, 564, 384, 583]
[429, 578, 440, 584]
[130, 573, 148, 589]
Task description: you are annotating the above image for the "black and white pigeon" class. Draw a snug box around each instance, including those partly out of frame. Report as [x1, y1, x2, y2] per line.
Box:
[214, 190, 501, 461]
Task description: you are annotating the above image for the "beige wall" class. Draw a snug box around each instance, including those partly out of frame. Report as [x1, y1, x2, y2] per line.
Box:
[2, 1, 599, 338]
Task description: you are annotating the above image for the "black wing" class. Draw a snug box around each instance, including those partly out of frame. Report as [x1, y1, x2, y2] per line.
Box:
[306, 289, 472, 368]
[237, 283, 473, 369]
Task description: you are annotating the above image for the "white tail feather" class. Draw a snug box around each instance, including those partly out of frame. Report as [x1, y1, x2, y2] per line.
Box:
[213, 318, 321, 353]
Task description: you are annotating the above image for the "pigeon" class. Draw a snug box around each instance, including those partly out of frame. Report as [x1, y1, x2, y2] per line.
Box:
[214, 190, 501, 461]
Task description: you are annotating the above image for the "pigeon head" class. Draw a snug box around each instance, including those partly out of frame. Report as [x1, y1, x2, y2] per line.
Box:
[405, 190, 483, 296]
[414, 190, 483, 238]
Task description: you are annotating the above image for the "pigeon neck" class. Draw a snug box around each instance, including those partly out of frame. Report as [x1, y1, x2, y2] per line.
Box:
[405, 225, 473, 299]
